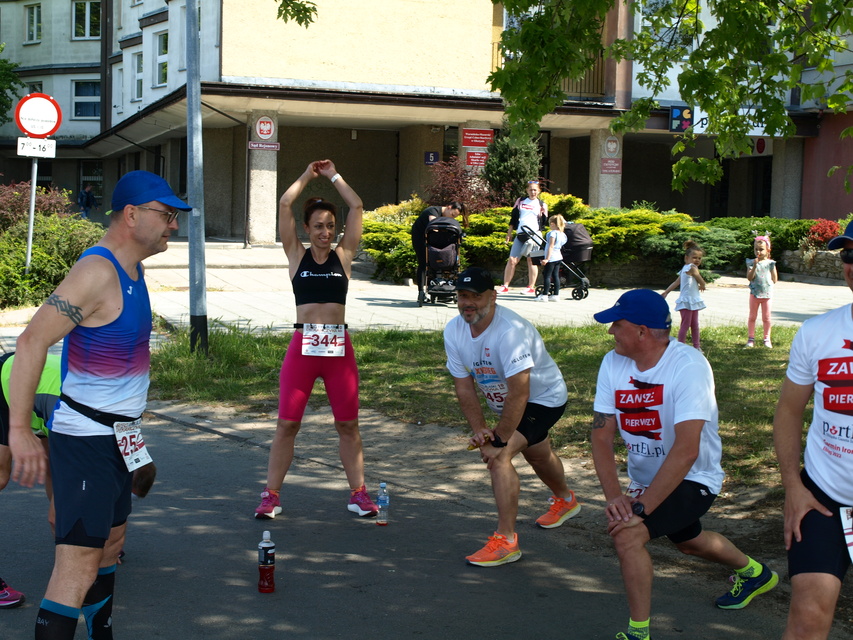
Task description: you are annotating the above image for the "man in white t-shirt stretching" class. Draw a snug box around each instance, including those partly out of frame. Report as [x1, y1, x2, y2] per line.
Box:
[592, 289, 777, 640]
[775, 221, 853, 640]
[444, 267, 581, 566]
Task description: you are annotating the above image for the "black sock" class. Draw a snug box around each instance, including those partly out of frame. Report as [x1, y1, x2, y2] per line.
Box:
[35, 599, 80, 640]
[82, 565, 116, 640]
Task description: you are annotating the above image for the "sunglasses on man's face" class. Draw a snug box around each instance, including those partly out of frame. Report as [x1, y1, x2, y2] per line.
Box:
[839, 248, 853, 264]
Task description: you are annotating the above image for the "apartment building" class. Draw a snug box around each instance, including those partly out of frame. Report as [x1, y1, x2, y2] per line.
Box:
[0, 0, 837, 242]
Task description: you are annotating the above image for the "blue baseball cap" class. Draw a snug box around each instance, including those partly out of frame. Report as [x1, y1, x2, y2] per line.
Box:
[109, 170, 191, 213]
[593, 289, 672, 330]
[827, 221, 853, 250]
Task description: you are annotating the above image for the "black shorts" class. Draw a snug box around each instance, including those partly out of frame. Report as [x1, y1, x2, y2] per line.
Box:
[516, 401, 566, 447]
[50, 431, 133, 548]
[788, 469, 851, 581]
[643, 479, 716, 544]
[0, 352, 12, 446]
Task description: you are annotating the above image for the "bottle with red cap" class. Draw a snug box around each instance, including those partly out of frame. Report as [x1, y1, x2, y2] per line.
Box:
[258, 531, 275, 593]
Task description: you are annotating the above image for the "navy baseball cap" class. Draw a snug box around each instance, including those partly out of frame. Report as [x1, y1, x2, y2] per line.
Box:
[827, 221, 853, 250]
[108, 170, 191, 214]
[456, 267, 494, 293]
[593, 289, 672, 330]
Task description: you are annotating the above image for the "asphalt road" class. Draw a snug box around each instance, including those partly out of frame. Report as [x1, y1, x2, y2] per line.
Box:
[2, 402, 847, 640]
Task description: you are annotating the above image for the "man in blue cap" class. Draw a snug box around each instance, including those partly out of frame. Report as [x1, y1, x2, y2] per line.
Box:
[775, 222, 853, 639]
[8, 170, 189, 640]
[591, 289, 777, 640]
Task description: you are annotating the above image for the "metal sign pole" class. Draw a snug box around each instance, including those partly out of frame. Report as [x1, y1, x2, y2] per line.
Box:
[186, 0, 208, 354]
[25, 157, 38, 273]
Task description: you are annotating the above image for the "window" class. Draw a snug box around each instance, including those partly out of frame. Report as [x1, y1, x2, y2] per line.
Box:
[155, 32, 168, 86]
[79, 160, 103, 200]
[73, 1, 101, 39]
[27, 81, 43, 94]
[25, 4, 41, 43]
[72, 80, 100, 118]
[114, 67, 124, 114]
[132, 52, 143, 100]
[640, 0, 695, 54]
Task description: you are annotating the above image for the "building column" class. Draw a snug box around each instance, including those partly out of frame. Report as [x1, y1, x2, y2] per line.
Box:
[588, 129, 622, 208]
[246, 110, 279, 245]
[770, 137, 803, 219]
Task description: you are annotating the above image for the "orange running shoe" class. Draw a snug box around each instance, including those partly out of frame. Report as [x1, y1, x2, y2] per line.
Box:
[535, 491, 581, 529]
[465, 533, 522, 567]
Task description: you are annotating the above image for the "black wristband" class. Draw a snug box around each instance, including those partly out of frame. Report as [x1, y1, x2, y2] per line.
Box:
[490, 432, 508, 448]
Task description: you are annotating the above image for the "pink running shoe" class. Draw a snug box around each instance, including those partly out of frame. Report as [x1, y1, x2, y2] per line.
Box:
[0, 578, 24, 608]
[497, 285, 509, 294]
[347, 486, 379, 517]
[254, 489, 282, 519]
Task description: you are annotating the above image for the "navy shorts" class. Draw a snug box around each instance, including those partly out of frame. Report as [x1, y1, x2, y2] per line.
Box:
[516, 401, 566, 447]
[643, 479, 716, 544]
[788, 469, 851, 581]
[50, 431, 133, 548]
[0, 352, 11, 446]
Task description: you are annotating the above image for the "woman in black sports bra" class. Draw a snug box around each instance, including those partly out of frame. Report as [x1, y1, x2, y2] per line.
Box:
[254, 160, 379, 520]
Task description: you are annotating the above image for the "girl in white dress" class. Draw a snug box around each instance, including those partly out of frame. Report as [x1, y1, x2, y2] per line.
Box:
[662, 240, 707, 349]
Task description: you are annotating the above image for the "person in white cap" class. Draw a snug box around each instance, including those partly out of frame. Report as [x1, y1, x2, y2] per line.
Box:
[592, 289, 777, 640]
[444, 267, 581, 567]
[8, 169, 189, 640]
[774, 221, 853, 640]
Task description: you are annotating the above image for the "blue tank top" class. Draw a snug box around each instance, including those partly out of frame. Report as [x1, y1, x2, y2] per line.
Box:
[292, 250, 349, 306]
[53, 246, 152, 436]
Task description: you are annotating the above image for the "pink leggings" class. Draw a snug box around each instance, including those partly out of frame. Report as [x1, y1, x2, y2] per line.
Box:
[678, 309, 701, 348]
[747, 295, 772, 340]
[278, 331, 360, 422]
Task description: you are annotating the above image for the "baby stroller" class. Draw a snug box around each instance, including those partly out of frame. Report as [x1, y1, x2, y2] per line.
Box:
[522, 223, 593, 300]
[419, 216, 463, 306]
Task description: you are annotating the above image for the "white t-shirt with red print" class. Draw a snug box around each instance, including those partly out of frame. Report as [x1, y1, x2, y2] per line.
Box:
[786, 304, 853, 504]
[594, 339, 724, 494]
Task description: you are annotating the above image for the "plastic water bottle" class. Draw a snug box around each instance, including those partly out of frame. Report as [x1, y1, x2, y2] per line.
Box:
[376, 482, 390, 526]
[258, 530, 275, 593]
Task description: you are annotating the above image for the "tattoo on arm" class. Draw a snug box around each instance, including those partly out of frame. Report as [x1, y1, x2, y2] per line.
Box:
[592, 411, 615, 430]
[46, 294, 83, 325]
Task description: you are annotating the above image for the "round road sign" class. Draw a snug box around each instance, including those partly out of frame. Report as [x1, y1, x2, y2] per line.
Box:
[15, 93, 62, 138]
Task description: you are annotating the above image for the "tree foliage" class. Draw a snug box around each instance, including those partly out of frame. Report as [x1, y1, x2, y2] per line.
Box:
[482, 127, 543, 205]
[273, 0, 318, 27]
[0, 43, 25, 127]
[490, 0, 853, 189]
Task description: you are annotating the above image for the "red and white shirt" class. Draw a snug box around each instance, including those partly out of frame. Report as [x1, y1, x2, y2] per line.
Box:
[594, 339, 724, 494]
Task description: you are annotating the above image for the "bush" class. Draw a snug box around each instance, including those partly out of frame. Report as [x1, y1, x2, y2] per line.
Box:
[707, 216, 813, 263]
[424, 157, 501, 214]
[364, 195, 427, 225]
[805, 219, 842, 249]
[0, 213, 105, 308]
[0, 179, 73, 233]
[482, 129, 542, 205]
[546, 193, 591, 220]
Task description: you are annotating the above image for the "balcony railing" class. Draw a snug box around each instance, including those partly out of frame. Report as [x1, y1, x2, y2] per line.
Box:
[492, 43, 607, 101]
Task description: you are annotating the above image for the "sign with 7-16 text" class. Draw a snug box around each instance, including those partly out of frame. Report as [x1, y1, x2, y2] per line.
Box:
[18, 137, 56, 158]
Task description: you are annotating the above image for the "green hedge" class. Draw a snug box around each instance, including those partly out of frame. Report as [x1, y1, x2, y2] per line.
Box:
[359, 196, 836, 284]
[0, 214, 105, 308]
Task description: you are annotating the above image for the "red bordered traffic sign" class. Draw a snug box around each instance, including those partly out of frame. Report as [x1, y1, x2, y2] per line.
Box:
[15, 93, 62, 139]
